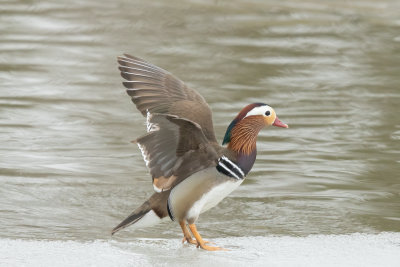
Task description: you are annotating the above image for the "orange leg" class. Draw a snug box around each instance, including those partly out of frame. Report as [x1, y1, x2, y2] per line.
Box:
[179, 221, 197, 245]
[188, 223, 227, 251]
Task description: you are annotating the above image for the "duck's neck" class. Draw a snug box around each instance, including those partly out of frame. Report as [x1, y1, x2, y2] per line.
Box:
[225, 117, 265, 175]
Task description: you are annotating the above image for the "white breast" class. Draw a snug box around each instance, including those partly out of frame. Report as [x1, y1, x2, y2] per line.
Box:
[168, 168, 244, 223]
[186, 178, 243, 220]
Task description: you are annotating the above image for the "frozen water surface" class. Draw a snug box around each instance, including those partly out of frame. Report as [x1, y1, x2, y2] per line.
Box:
[1, 233, 400, 267]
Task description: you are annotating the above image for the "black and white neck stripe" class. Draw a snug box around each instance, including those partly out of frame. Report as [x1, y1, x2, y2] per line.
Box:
[216, 156, 245, 180]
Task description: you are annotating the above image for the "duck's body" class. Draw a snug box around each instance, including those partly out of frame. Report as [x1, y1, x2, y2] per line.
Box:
[112, 54, 288, 250]
[169, 166, 244, 223]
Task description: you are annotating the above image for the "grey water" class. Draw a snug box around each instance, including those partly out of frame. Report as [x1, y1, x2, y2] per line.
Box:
[1, 0, 399, 262]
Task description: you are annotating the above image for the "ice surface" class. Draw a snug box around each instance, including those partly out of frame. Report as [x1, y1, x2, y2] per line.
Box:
[1, 233, 399, 267]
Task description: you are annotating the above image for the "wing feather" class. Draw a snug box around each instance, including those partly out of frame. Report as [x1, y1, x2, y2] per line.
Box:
[118, 54, 217, 143]
[135, 114, 220, 192]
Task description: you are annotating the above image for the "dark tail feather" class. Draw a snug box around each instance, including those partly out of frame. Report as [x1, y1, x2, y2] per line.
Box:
[111, 200, 151, 235]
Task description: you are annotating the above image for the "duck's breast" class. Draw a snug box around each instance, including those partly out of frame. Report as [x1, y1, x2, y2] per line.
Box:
[168, 168, 243, 224]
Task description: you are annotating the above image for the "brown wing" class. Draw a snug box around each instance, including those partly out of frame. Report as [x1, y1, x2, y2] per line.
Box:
[135, 113, 220, 192]
[118, 54, 217, 143]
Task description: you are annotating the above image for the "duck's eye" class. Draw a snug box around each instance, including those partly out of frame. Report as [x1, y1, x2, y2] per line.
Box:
[265, 111, 271, 116]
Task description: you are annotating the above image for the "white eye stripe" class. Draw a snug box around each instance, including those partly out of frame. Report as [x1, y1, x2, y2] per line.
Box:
[244, 105, 273, 118]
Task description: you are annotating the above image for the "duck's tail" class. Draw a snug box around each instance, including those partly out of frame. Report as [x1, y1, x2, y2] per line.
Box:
[111, 192, 169, 235]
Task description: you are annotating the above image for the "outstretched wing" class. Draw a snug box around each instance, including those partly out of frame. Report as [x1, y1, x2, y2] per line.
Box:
[135, 113, 220, 192]
[118, 54, 217, 143]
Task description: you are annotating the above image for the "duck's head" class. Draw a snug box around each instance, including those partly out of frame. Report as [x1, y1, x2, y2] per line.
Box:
[239, 102, 288, 128]
[223, 103, 288, 154]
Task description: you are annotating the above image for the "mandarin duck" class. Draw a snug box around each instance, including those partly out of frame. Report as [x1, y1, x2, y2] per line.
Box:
[111, 54, 288, 251]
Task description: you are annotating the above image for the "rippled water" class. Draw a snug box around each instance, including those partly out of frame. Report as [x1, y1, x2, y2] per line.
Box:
[1, 0, 399, 264]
